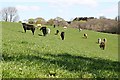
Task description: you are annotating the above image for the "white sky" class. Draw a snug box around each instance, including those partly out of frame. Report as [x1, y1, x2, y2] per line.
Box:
[0, 0, 119, 21]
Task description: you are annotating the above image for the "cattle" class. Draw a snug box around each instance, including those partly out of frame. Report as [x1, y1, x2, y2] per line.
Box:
[79, 28, 82, 32]
[99, 41, 105, 50]
[22, 23, 35, 35]
[103, 38, 107, 43]
[53, 25, 56, 28]
[60, 32, 65, 40]
[36, 24, 42, 29]
[47, 28, 50, 34]
[55, 30, 59, 35]
[63, 26, 67, 29]
[98, 38, 101, 44]
[40, 26, 47, 36]
[78, 25, 82, 32]
[84, 34, 88, 38]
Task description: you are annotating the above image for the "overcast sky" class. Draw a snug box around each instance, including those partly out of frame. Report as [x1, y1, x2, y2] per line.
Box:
[0, 0, 119, 21]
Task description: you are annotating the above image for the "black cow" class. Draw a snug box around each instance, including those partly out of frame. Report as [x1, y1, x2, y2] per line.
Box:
[84, 34, 88, 38]
[103, 38, 107, 43]
[40, 26, 47, 36]
[99, 42, 105, 50]
[55, 30, 59, 35]
[53, 25, 56, 28]
[22, 23, 35, 35]
[60, 32, 65, 40]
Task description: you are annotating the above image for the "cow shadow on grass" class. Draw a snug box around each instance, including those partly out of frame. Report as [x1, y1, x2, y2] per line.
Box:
[18, 31, 24, 33]
[38, 34, 43, 36]
[2, 51, 120, 78]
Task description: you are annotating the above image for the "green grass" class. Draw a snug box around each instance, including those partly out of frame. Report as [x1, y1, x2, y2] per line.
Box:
[0, 22, 2, 79]
[1, 22, 120, 78]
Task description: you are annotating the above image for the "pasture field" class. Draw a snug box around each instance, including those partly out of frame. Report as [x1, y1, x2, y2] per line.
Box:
[1, 22, 120, 78]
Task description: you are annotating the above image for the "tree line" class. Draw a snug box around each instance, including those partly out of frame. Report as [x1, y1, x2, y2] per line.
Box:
[0, 7, 119, 34]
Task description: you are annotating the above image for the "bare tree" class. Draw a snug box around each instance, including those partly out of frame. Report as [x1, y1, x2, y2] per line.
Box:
[0, 8, 9, 22]
[0, 7, 19, 22]
[99, 16, 106, 19]
[13, 15, 19, 22]
[8, 7, 17, 22]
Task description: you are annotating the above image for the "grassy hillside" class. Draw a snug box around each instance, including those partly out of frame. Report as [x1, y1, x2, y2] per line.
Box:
[1, 22, 120, 78]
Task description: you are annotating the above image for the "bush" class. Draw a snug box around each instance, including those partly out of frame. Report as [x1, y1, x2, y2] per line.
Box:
[69, 19, 118, 34]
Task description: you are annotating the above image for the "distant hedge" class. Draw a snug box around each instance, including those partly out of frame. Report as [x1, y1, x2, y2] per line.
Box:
[69, 19, 118, 34]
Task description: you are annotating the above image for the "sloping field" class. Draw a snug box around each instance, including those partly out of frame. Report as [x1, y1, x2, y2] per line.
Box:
[1, 22, 119, 78]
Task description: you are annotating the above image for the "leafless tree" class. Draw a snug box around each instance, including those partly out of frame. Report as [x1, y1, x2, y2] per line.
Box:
[13, 15, 19, 22]
[0, 8, 9, 22]
[8, 7, 18, 22]
[0, 7, 19, 22]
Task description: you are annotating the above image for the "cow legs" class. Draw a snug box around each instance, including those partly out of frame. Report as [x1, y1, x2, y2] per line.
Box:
[31, 29, 35, 35]
[62, 36, 64, 40]
[61, 34, 64, 40]
[24, 28, 26, 33]
[61, 32, 65, 40]
[43, 32, 46, 36]
[103, 46, 105, 50]
[43, 30, 47, 36]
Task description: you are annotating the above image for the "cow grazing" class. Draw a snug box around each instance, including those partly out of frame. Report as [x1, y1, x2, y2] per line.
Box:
[40, 26, 47, 36]
[78, 25, 82, 32]
[22, 23, 35, 35]
[36, 24, 42, 29]
[84, 34, 88, 38]
[79, 28, 82, 32]
[60, 32, 65, 40]
[98, 38, 101, 44]
[63, 26, 67, 29]
[99, 41, 105, 50]
[55, 30, 59, 35]
[53, 25, 56, 28]
[103, 38, 107, 43]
